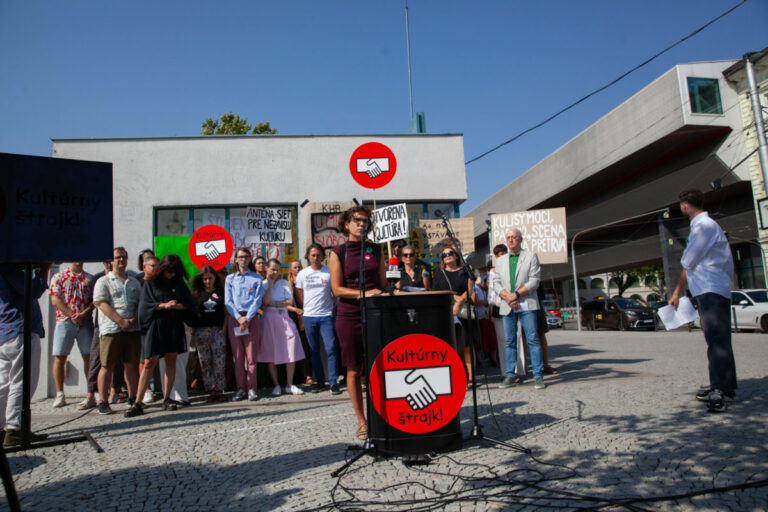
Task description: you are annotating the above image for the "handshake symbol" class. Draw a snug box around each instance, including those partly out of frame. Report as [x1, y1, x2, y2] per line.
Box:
[195, 240, 227, 261]
[356, 158, 390, 179]
[384, 366, 452, 410]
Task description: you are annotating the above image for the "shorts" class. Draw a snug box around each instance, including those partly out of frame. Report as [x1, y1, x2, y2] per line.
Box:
[100, 331, 141, 367]
[52, 320, 94, 357]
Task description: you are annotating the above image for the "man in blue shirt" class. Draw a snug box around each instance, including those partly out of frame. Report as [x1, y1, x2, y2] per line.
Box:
[0, 262, 51, 446]
[670, 189, 736, 413]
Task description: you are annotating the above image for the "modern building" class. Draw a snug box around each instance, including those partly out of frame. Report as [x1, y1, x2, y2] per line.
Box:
[468, 57, 768, 307]
[40, 133, 468, 399]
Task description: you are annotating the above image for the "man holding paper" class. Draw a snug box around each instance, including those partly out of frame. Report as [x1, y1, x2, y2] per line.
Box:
[670, 189, 736, 413]
[491, 228, 545, 390]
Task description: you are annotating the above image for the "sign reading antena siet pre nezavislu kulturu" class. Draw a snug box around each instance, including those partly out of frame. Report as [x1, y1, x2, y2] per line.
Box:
[0, 153, 113, 263]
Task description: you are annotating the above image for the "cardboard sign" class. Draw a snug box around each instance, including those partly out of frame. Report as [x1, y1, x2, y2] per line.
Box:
[369, 333, 466, 434]
[417, 217, 475, 255]
[349, 142, 397, 189]
[372, 203, 408, 243]
[490, 208, 568, 264]
[0, 153, 113, 262]
[244, 207, 293, 244]
[188, 225, 233, 271]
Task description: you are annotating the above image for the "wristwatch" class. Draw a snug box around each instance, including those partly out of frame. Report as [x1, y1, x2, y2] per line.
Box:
[513, 290, 521, 300]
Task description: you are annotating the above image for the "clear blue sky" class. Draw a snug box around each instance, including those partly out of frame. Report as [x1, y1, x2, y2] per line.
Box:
[1, 1, 765, 214]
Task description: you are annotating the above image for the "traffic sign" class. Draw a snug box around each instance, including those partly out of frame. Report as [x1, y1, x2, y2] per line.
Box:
[188, 224, 233, 271]
[349, 142, 397, 189]
[369, 333, 466, 434]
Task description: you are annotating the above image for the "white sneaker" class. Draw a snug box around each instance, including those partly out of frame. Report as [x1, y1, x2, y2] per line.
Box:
[248, 389, 259, 401]
[53, 393, 66, 408]
[143, 390, 155, 404]
[288, 385, 304, 396]
[271, 385, 282, 396]
[232, 389, 247, 401]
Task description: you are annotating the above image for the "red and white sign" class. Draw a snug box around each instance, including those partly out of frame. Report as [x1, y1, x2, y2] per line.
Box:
[349, 142, 397, 189]
[188, 224, 233, 271]
[369, 333, 466, 434]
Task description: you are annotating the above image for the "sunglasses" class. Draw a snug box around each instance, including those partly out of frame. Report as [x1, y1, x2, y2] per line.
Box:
[402, 253, 415, 258]
[351, 216, 369, 225]
[442, 251, 455, 258]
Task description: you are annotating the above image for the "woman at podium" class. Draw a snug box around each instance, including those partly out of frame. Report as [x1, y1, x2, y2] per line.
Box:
[329, 206, 388, 440]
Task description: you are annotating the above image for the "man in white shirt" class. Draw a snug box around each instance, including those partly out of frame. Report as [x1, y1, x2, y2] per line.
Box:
[670, 189, 736, 413]
[296, 244, 341, 395]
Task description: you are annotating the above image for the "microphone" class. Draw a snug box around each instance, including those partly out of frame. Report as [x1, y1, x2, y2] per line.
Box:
[386, 256, 401, 288]
[434, 209, 445, 219]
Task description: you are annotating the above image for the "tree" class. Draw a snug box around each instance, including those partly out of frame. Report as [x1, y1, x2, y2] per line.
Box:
[635, 264, 667, 299]
[608, 269, 640, 297]
[201, 112, 277, 135]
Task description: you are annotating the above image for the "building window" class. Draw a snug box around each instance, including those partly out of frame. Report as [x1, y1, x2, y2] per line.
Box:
[590, 277, 604, 289]
[687, 77, 723, 114]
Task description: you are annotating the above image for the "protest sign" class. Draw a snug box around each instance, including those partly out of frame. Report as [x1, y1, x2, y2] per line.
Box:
[490, 208, 568, 264]
[305, 201, 354, 249]
[417, 217, 475, 255]
[372, 203, 408, 243]
[244, 206, 293, 244]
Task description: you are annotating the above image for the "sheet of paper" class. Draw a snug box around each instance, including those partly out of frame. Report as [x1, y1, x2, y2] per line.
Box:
[658, 297, 699, 330]
[517, 301, 529, 311]
[234, 326, 250, 337]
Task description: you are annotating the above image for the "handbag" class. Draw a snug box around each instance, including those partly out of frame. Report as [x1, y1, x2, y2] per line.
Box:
[441, 269, 476, 320]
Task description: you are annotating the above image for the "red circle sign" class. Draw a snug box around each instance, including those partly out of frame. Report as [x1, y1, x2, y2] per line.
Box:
[369, 333, 466, 434]
[188, 225, 234, 271]
[349, 142, 397, 189]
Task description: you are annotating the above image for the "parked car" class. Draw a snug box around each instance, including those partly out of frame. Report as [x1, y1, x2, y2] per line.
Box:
[730, 289, 768, 332]
[546, 313, 564, 329]
[581, 298, 656, 331]
[541, 299, 562, 318]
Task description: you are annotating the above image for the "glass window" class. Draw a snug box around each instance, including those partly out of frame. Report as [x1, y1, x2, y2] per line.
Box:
[194, 208, 226, 231]
[590, 278, 604, 289]
[156, 209, 189, 237]
[687, 77, 723, 115]
[746, 290, 768, 303]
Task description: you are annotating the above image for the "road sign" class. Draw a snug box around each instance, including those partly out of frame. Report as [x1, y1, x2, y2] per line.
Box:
[349, 142, 397, 189]
[369, 333, 466, 434]
[188, 224, 233, 271]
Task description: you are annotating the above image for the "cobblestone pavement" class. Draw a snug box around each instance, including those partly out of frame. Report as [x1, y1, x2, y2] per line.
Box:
[2, 329, 767, 511]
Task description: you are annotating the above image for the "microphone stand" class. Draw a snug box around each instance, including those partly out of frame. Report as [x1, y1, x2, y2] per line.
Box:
[331, 228, 378, 476]
[437, 215, 527, 454]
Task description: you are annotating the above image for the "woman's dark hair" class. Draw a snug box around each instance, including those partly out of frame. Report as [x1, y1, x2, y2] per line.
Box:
[678, 189, 704, 209]
[267, 258, 281, 268]
[231, 247, 254, 274]
[492, 244, 508, 256]
[191, 266, 224, 295]
[338, 206, 373, 237]
[305, 243, 325, 258]
[137, 249, 154, 271]
[156, 254, 188, 283]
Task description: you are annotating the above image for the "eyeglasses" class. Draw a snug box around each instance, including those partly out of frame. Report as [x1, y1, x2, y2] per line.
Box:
[351, 216, 369, 225]
[442, 251, 455, 258]
[236, 255, 249, 259]
[402, 253, 415, 258]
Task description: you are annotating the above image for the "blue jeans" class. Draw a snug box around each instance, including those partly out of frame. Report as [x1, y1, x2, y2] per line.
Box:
[503, 309, 543, 379]
[303, 316, 339, 386]
[52, 319, 94, 357]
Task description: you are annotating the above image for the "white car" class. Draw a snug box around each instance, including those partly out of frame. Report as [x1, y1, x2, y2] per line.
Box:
[730, 289, 768, 332]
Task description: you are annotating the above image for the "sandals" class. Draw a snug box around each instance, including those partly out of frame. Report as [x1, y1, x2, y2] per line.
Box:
[514, 377, 525, 384]
[356, 423, 367, 440]
[205, 393, 217, 403]
[77, 398, 96, 411]
[543, 366, 559, 375]
[163, 399, 177, 411]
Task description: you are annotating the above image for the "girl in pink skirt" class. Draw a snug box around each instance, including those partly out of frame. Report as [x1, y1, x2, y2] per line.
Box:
[258, 259, 306, 396]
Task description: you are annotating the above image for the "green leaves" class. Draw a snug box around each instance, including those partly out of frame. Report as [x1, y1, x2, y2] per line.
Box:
[200, 113, 278, 135]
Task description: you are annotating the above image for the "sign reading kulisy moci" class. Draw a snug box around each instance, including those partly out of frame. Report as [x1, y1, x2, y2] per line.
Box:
[369, 333, 466, 434]
[245, 206, 293, 244]
[490, 208, 568, 264]
[371, 203, 408, 243]
[0, 152, 113, 262]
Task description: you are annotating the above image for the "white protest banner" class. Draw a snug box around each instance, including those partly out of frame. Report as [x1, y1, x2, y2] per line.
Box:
[490, 208, 567, 264]
[245, 206, 293, 244]
[372, 203, 409, 243]
[417, 217, 475, 255]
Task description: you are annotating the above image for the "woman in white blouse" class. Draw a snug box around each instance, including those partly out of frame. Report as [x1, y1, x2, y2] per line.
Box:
[258, 259, 306, 396]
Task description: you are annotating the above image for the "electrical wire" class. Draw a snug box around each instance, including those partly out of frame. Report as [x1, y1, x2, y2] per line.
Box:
[464, 0, 748, 166]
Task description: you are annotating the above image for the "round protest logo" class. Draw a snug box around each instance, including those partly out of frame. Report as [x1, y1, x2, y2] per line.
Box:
[349, 142, 397, 189]
[188, 225, 233, 271]
[369, 333, 466, 434]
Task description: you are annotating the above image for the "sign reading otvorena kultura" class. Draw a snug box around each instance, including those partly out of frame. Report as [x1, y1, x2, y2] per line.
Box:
[490, 208, 568, 264]
[0, 153, 113, 263]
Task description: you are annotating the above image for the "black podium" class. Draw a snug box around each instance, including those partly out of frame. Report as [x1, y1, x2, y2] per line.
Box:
[364, 291, 463, 456]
